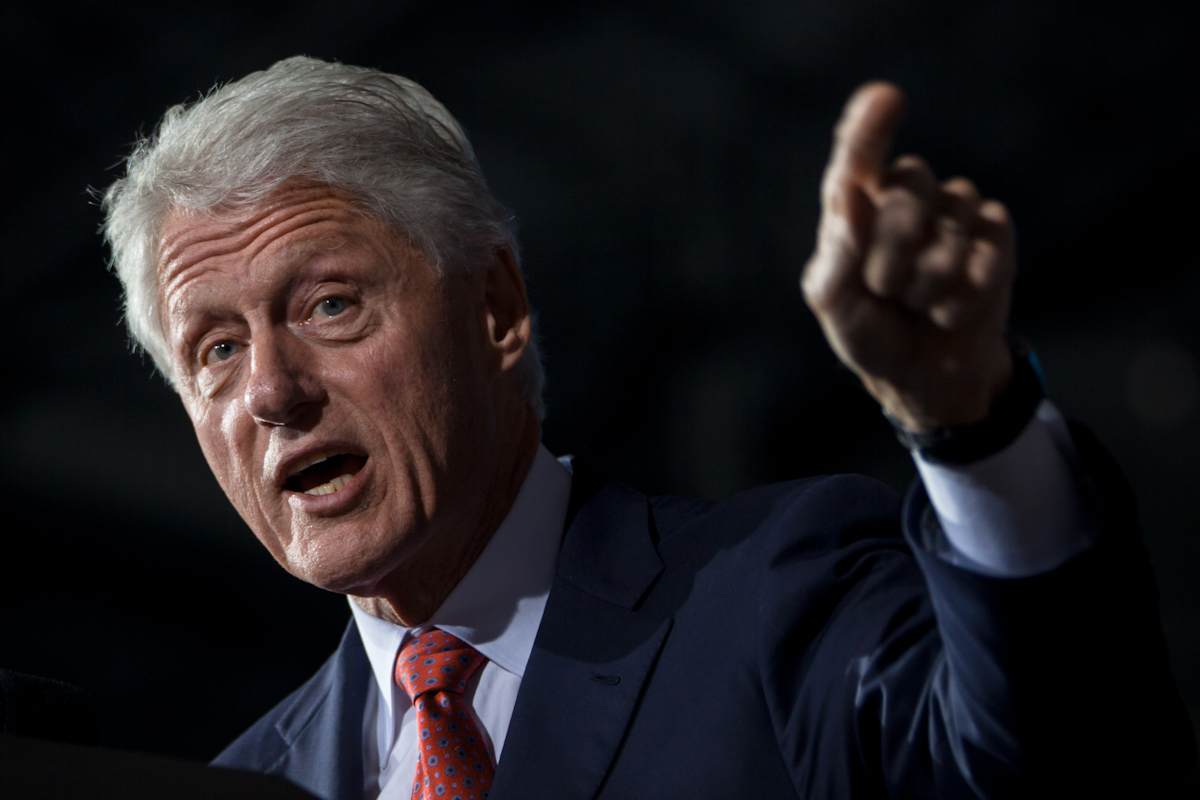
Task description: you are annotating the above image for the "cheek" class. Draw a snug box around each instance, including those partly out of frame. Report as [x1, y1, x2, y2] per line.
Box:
[188, 400, 261, 512]
[184, 398, 225, 473]
[219, 401, 244, 458]
[344, 325, 457, 418]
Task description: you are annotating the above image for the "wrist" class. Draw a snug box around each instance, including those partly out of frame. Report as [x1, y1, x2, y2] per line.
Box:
[870, 335, 1013, 433]
[886, 334, 1046, 465]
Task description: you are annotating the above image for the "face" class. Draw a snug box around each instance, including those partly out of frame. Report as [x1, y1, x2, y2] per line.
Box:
[158, 183, 530, 597]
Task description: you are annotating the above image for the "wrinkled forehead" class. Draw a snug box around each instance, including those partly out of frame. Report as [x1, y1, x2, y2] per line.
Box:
[157, 183, 373, 282]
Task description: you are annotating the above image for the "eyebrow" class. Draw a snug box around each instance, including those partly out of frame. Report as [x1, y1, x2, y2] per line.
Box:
[165, 294, 237, 372]
[166, 231, 368, 338]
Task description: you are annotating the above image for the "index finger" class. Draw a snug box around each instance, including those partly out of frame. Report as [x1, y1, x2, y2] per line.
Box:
[822, 82, 906, 205]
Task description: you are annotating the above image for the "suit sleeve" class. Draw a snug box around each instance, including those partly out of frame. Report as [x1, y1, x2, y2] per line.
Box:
[757, 426, 1196, 798]
[913, 400, 1095, 576]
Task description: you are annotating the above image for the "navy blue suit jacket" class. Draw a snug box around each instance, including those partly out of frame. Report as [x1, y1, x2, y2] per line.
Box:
[214, 429, 1195, 798]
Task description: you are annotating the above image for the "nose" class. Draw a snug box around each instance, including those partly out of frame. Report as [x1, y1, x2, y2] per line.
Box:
[243, 333, 325, 427]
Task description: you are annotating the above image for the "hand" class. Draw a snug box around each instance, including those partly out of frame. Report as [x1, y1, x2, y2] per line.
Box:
[801, 82, 1016, 433]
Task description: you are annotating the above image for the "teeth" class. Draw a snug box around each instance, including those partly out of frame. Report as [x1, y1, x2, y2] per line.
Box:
[291, 449, 342, 477]
[304, 473, 354, 496]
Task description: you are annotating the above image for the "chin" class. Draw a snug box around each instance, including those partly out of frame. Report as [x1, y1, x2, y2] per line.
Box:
[277, 520, 410, 595]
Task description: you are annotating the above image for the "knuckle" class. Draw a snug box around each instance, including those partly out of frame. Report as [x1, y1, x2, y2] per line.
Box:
[942, 180, 982, 222]
[967, 241, 1014, 289]
[876, 195, 928, 243]
[918, 233, 968, 276]
[936, 215, 969, 244]
[892, 153, 931, 175]
[885, 155, 938, 197]
[943, 176, 980, 199]
[863, 251, 909, 298]
[979, 199, 1012, 226]
[916, 247, 955, 277]
[861, 254, 890, 295]
[929, 300, 972, 330]
[801, 251, 851, 310]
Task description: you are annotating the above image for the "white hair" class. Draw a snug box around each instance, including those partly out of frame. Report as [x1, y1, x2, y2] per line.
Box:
[102, 55, 544, 419]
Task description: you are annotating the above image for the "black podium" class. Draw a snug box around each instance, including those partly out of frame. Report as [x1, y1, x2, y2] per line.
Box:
[0, 734, 319, 799]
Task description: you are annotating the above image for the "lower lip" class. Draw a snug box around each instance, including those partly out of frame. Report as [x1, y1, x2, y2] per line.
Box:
[284, 460, 371, 516]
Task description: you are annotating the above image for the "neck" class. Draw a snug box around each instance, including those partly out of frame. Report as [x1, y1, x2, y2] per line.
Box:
[353, 403, 542, 627]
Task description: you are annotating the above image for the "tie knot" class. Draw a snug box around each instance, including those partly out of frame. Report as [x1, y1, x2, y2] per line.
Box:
[395, 629, 487, 698]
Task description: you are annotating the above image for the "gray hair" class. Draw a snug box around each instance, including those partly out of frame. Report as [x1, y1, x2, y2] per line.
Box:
[102, 55, 544, 419]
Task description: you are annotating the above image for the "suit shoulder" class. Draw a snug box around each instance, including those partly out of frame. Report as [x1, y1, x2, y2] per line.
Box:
[758, 473, 903, 542]
[211, 624, 355, 770]
[651, 473, 902, 553]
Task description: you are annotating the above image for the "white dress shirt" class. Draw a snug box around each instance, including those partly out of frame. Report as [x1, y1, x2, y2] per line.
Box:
[350, 444, 573, 800]
[351, 403, 1096, 799]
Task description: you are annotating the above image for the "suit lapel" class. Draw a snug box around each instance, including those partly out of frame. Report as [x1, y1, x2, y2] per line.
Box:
[490, 476, 672, 800]
[268, 623, 370, 800]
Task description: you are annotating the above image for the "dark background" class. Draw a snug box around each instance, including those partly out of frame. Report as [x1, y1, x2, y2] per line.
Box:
[1, 0, 1198, 762]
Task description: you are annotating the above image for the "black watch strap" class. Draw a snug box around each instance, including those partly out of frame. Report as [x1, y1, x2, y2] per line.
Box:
[886, 335, 1047, 466]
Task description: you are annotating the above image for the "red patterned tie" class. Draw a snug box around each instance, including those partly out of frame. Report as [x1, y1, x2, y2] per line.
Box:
[395, 629, 496, 800]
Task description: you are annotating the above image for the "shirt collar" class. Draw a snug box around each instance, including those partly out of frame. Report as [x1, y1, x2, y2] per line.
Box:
[349, 444, 572, 713]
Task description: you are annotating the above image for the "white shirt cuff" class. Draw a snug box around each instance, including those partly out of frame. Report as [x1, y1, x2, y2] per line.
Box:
[913, 400, 1097, 577]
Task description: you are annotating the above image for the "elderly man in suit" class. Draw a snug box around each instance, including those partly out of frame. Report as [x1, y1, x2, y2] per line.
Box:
[102, 57, 1193, 798]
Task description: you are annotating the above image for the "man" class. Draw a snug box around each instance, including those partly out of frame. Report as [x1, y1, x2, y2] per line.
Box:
[102, 57, 1194, 798]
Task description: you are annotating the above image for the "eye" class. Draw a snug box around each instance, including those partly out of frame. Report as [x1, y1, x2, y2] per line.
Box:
[313, 297, 348, 319]
[204, 340, 241, 365]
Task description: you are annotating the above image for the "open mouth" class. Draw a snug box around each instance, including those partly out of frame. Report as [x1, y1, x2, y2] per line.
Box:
[284, 450, 368, 496]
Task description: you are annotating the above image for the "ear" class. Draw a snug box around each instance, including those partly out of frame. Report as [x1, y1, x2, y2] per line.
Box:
[483, 244, 533, 374]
